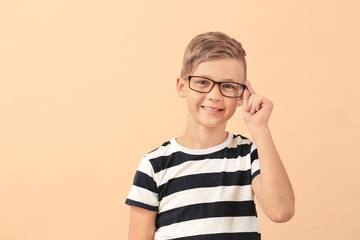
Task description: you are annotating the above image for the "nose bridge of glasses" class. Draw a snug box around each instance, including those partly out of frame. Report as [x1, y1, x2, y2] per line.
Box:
[208, 81, 223, 95]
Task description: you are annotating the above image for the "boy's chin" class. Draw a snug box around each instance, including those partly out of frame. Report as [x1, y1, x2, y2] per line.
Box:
[198, 120, 227, 130]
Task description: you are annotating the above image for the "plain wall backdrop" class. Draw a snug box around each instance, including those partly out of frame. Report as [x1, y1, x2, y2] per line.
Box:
[1, 0, 359, 239]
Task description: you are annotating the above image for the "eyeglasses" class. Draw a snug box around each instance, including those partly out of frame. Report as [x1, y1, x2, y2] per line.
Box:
[188, 76, 246, 98]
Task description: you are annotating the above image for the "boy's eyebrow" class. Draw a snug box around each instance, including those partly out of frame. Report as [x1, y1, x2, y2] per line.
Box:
[197, 74, 240, 83]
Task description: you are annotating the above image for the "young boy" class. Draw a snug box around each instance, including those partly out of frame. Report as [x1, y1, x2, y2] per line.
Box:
[126, 32, 295, 240]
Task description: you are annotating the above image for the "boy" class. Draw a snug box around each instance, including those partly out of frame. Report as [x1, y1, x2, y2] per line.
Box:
[126, 32, 295, 240]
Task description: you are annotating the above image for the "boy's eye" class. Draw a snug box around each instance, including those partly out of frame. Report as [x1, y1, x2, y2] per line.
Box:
[222, 83, 235, 89]
[222, 83, 241, 90]
[195, 79, 211, 86]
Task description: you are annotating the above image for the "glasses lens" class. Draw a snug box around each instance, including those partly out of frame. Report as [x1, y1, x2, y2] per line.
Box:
[220, 82, 244, 97]
[189, 77, 213, 92]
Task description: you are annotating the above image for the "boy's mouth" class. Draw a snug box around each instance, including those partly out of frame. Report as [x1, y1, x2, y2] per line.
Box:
[201, 106, 223, 112]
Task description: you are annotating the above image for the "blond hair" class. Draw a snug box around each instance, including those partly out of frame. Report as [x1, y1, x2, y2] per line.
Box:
[180, 32, 247, 80]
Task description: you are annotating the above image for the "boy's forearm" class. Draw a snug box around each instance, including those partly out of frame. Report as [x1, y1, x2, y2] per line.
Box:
[249, 125, 295, 218]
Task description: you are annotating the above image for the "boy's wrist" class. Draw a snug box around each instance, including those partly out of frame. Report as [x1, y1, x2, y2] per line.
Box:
[247, 124, 271, 139]
[247, 123, 270, 132]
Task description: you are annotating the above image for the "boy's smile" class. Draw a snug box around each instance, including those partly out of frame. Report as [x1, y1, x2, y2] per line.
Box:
[201, 106, 223, 113]
[177, 58, 245, 130]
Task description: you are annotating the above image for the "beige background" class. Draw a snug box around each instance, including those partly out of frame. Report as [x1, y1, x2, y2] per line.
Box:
[1, 0, 359, 239]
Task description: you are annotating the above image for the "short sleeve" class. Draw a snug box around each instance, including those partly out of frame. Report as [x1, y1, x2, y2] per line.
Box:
[125, 156, 159, 211]
[250, 141, 260, 182]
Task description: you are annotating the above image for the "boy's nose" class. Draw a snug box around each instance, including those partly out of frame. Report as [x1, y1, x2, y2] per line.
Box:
[207, 83, 222, 100]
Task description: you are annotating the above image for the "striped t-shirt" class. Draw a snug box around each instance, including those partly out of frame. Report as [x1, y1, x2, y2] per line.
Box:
[126, 132, 261, 240]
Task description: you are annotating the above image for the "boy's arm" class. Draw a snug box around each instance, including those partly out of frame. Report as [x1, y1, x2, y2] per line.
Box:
[250, 127, 295, 222]
[128, 206, 157, 240]
[241, 80, 295, 223]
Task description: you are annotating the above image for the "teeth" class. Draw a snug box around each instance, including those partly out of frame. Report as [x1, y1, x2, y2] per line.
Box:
[203, 106, 219, 112]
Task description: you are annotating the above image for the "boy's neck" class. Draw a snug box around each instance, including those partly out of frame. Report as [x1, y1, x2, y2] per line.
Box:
[176, 126, 228, 150]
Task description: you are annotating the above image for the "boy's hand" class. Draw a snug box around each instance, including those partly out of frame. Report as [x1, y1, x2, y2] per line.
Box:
[241, 80, 273, 128]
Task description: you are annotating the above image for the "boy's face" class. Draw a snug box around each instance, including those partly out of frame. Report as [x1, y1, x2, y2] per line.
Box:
[177, 58, 245, 130]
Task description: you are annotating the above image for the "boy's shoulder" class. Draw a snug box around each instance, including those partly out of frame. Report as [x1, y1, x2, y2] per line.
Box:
[147, 140, 172, 155]
[233, 133, 251, 141]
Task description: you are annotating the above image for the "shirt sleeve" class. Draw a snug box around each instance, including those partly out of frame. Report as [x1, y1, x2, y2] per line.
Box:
[125, 155, 159, 212]
[250, 141, 260, 182]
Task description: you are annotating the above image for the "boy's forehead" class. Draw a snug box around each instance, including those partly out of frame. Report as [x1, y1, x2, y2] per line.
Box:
[192, 58, 245, 83]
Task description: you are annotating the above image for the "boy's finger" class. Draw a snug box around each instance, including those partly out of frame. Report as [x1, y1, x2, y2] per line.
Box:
[242, 88, 250, 111]
[245, 80, 256, 95]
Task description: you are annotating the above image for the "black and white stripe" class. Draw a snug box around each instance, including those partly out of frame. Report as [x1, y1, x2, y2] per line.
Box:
[126, 132, 261, 240]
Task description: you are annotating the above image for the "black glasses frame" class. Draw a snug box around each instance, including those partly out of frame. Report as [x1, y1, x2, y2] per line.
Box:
[187, 75, 246, 98]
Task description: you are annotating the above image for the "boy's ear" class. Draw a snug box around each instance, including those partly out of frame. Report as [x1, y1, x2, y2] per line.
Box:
[176, 77, 187, 98]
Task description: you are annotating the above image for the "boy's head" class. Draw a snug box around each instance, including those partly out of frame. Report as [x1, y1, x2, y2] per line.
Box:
[177, 32, 248, 130]
[180, 32, 247, 82]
